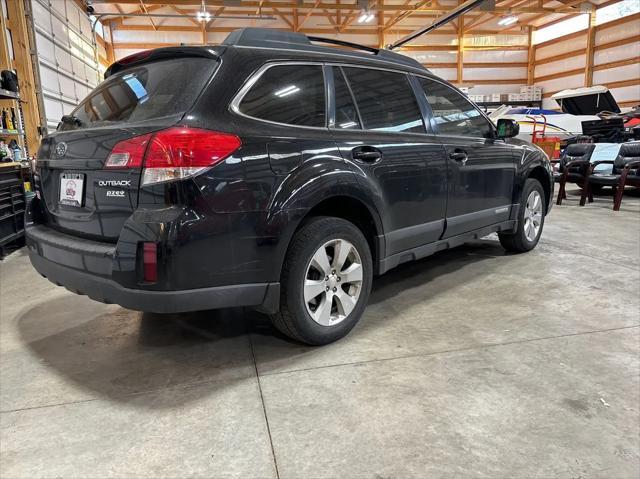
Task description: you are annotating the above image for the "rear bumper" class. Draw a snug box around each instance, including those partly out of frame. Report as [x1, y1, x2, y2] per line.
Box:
[26, 224, 280, 314]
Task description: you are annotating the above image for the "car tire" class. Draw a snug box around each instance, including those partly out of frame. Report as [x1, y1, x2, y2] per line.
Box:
[499, 178, 546, 253]
[271, 216, 373, 345]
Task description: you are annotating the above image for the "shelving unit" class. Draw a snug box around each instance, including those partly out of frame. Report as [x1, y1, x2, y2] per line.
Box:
[0, 88, 28, 158]
[0, 129, 25, 136]
[0, 88, 20, 100]
[0, 87, 30, 255]
[0, 163, 26, 257]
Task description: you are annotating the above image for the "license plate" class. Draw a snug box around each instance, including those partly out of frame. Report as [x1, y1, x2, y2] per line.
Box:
[59, 173, 84, 207]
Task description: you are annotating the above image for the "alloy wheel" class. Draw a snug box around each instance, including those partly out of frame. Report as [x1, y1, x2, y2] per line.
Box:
[304, 239, 363, 326]
[524, 190, 543, 242]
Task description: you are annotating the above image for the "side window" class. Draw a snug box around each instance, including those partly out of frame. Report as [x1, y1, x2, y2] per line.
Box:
[418, 77, 493, 138]
[342, 67, 425, 134]
[238, 65, 325, 127]
[332, 67, 360, 130]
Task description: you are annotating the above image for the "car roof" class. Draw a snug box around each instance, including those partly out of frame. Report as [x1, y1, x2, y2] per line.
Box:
[105, 28, 435, 80]
[222, 28, 430, 75]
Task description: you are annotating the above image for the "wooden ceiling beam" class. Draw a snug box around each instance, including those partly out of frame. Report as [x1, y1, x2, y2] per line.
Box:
[94, 1, 586, 14]
[271, 5, 295, 27]
[107, 4, 165, 23]
[298, 0, 322, 29]
[463, 0, 530, 32]
[383, 0, 425, 31]
[138, 1, 158, 30]
[110, 22, 523, 35]
[169, 5, 202, 26]
[112, 40, 530, 51]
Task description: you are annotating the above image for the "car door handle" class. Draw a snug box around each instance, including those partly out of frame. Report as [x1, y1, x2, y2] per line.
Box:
[449, 150, 468, 164]
[352, 146, 382, 163]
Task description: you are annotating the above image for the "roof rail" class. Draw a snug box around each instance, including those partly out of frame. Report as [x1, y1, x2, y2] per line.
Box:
[222, 28, 426, 71]
[307, 36, 379, 54]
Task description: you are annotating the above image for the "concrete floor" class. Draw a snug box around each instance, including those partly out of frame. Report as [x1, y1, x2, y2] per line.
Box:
[1, 187, 639, 479]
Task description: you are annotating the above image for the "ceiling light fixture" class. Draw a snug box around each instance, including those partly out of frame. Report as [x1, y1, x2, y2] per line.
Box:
[196, 11, 211, 21]
[358, 11, 375, 23]
[498, 15, 518, 26]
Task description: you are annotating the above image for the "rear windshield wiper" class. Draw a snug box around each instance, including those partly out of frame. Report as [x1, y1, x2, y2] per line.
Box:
[58, 115, 83, 130]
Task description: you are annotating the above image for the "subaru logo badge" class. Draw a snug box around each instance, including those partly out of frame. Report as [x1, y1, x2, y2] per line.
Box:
[55, 142, 67, 158]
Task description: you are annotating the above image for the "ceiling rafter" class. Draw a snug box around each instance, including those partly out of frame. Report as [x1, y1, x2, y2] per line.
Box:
[107, 3, 165, 23]
[322, 8, 340, 30]
[98, 0, 606, 50]
[93, 1, 594, 14]
[169, 5, 201, 25]
[463, 0, 527, 32]
[138, 0, 158, 30]
[511, 0, 593, 29]
[271, 5, 295, 27]
[298, 0, 322, 29]
[383, 0, 419, 31]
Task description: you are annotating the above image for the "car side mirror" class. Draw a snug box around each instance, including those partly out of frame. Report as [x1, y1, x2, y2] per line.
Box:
[496, 118, 520, 139]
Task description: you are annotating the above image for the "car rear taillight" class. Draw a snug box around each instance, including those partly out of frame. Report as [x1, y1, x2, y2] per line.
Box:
[105, 134, 152, 169]
[142, 127, 241, 185]
[104, 127, 241, 185]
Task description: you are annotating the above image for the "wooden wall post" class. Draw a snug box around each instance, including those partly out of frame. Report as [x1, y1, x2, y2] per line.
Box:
[584, 12, 596, 87]
[4, 0, 42, 155]
[0, 6, 10, 69]
[106, 22, 116, 64]
[378, 0, 385, 49]
[527, 26, 535, 85]
[457, 18, 464, 85]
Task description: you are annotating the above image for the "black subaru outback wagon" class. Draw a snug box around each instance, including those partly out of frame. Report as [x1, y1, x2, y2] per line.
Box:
[26, 28, 553, 345]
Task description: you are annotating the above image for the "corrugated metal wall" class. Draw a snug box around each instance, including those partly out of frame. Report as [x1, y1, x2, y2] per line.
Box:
[30, 0, 100, 132]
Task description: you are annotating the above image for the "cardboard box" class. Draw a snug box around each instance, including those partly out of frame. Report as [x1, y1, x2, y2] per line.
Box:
[520, 85, 542, 94]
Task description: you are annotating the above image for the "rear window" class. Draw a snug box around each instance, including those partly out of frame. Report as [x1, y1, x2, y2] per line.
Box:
[237, 64, 326, 127]
[342, 67, 425, 134]
[61, 57, 217, 130]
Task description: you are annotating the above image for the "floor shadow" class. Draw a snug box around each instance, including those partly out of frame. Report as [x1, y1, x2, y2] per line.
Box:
[15, 298, 255, 409]
[14, 236, 509, 408]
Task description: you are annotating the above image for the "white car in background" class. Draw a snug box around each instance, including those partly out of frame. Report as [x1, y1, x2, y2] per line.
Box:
[490, 85, 619, 142]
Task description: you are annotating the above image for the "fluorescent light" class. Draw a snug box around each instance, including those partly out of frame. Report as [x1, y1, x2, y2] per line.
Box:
[339, 121, 357, 128]
[275, 85, 300, 97]
[498, 15, 518, 26]
[358, 13, 369, 23]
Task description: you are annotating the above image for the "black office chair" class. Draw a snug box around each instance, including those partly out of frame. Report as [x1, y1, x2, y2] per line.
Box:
[581, 143, 640, 211]
[556, 143, 596, 206]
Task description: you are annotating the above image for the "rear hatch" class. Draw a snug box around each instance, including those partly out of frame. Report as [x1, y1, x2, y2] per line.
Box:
[551, 86, 620, 115]
[36, 53, 219, 242]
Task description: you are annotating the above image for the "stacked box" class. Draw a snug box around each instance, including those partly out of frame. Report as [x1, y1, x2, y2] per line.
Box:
[520, 85, 543, 101]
